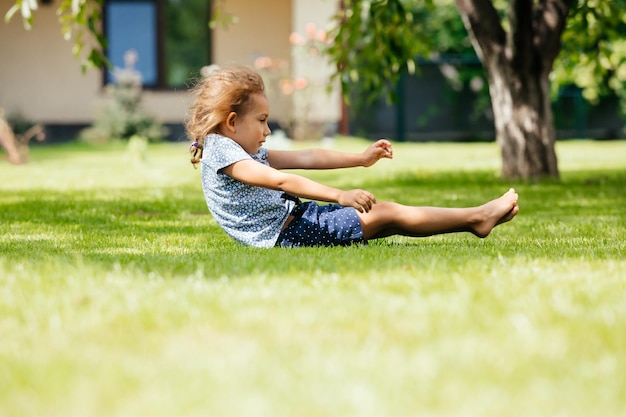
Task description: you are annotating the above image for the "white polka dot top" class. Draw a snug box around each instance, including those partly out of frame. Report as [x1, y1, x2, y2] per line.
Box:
[200, 133, 295, 248]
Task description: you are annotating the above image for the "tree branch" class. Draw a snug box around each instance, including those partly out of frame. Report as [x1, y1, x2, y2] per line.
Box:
[533, 0, 573, 68]
[509, 0, 535, 72]
[454, 0, 506, 64]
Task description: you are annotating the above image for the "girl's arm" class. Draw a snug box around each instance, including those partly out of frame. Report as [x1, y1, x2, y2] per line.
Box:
[267, 139, 393, 170]
[221, 159, 377, 213]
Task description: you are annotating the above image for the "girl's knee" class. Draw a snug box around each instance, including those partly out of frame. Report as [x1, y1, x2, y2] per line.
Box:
[359, 201, 401, 227]
[372, 201, 401, 216]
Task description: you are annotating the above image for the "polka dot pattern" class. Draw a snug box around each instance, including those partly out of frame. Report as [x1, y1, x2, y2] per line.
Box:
[276, 202, 365, 248]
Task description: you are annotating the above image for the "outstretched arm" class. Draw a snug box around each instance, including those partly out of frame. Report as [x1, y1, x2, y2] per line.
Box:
[267, 139, 393, 170]
[221, 159, 377, 213]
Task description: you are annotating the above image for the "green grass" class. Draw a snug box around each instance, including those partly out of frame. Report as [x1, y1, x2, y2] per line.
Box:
[1, 138, 625, 417]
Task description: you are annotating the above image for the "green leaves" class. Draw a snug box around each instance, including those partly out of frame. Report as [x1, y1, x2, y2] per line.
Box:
[4, 0, 109, 73]
[4, 0, 37, 29]
[553, 0, 626, 111]
[56, 0, 109, 73]
[326, 0, 475, 104]
[327, 0, 433, 103]
[208, 0, 238, 29]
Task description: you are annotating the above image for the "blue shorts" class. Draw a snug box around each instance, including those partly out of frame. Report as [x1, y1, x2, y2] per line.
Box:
[275, 201, 365, 248]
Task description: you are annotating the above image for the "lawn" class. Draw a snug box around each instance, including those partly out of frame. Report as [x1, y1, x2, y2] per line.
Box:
[1, 138, 625, 417]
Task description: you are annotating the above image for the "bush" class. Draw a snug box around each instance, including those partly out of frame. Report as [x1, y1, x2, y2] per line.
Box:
[81, 50, 168, 144]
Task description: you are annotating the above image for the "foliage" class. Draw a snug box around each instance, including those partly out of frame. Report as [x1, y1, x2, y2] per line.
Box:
[327, 0, 499, 104]
[5, 110, 38, 136]
[0, 109, 45, 164]
[326, 0, 626, 116]
[552, 0, 626, 113]
[326, 0, 435, 103]
[208, 0, 239, 29]
[164, 0, 212, 86]
[1, 139, 625, 416]
[4, 0, 108, 72]
[327, 0, 493, 128]
[80, 50, 167, 144]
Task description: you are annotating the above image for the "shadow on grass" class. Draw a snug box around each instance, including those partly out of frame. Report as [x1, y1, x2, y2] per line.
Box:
[1, 170, 625, 278]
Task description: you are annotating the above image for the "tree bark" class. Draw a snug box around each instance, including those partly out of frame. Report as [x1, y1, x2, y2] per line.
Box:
[0, 113, 21, 164]
[0, 110, 45, 164]
[455, 0, 572, 179]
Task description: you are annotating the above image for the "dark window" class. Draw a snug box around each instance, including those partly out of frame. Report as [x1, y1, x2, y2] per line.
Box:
[104, 0, 211, 89]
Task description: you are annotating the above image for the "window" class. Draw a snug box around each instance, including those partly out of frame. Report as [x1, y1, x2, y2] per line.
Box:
[104, 0, 211, 88]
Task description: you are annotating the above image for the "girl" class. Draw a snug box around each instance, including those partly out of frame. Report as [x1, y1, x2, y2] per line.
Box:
[187, 66, 519, 248]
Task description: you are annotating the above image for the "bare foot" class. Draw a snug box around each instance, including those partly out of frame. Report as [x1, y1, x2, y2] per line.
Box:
[471, 188, 519, 238]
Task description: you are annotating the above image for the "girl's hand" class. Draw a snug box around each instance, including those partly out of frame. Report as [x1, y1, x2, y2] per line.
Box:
[338, 189, 377, 213]
[362, 139, 393, 167]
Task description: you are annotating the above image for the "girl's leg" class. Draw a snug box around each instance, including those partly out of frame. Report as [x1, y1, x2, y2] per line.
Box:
[357, 188, 519, 240]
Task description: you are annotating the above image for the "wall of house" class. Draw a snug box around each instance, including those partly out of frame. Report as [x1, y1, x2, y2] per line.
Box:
[0, 1, 101, 124]
[0, 0, 296, 139]
[291, 0, 341, 126]
[212, 0, 291, 67]
[212, 0, 342, 135]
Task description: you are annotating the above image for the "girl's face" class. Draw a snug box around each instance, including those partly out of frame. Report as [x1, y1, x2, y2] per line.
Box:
[226, 93, 272, 154]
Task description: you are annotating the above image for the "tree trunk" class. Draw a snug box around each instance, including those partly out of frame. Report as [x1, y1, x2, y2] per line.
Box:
[0, 110, 45, 164]
[486, 53, 559, 179]
[455, 0, 573, 179]
[0, 113, 22, 164]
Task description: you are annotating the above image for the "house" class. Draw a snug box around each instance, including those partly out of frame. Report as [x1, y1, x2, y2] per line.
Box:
[1, 0, 622, 144]
[0, 0, 342, 142]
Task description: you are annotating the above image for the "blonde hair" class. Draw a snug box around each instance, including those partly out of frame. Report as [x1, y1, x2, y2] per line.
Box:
[186, 65, 265, 166]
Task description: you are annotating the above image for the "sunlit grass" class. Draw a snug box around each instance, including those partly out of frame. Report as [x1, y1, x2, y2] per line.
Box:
[1, 138, 625, 417]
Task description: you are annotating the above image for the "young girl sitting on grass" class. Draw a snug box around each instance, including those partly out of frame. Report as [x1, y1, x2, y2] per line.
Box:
[187, 66, 519, 248]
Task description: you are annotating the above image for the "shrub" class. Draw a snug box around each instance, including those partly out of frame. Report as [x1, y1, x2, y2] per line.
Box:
[81, 50, 168, 144]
